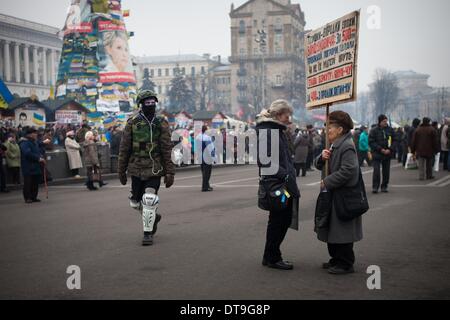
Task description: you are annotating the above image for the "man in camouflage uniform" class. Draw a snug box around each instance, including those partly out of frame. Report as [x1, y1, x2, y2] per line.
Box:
[118, 90, 175, 246]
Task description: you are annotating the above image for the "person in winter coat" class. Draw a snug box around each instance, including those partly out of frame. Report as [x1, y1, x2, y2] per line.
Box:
[65, 131, 83, 178]
[369, 114, 398, 193]
[315, 111, 362, 275]
[256, 99, 300, 270]
[0, 141, 8, 193]
[358, 126, 370, 167]
[4, 134, 21, 185]
[83, 131, 100, 190]
[440, 118, 450, 171]
[293, 130, 309, 177]
[411, 117, 440, 180]
[401, 125, 410, 167]
[19, 127, 45, 203]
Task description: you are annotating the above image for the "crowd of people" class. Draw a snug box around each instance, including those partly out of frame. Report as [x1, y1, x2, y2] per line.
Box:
[0, 121, 124, 197]
[288, 115, 450, 187]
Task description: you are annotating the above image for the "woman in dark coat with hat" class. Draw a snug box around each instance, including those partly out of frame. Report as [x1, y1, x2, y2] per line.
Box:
[315, 111, 363, 275]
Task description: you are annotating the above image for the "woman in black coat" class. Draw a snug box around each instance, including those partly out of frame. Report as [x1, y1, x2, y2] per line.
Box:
[256, 100, 300, 270]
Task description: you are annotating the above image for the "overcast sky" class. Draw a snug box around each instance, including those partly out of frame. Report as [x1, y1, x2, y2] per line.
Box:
[1, 0, 449, 91]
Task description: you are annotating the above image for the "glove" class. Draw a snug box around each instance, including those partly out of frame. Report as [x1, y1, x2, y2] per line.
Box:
[119, 172, 127, 186]
[164, 174, 174, 188]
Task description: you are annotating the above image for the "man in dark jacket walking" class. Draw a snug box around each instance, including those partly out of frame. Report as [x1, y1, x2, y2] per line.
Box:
[19, 127, 45, 203]
[369, 115, 398, 193]
[411, 117, 440, 180]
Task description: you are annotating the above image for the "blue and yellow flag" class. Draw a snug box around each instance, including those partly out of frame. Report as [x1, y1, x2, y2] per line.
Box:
[87, 112, 103, 122]
[0, 78, 14, 109]
[103, 117, 116, 129]
[33, 113, 45, 126]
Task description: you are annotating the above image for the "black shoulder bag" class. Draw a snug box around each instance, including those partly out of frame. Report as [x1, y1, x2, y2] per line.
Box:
[333, 169, 369, 221]
[258, 176, 290, 212]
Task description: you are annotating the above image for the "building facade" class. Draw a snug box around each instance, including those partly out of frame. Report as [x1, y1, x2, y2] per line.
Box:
[211, 65, 232, 114]
[133, 54, 226, 112]
[0, 13, 62, 101]
[229, 0, 306, 116]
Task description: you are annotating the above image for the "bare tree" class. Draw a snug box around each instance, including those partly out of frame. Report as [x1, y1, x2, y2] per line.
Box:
[370, 69, 400, 119]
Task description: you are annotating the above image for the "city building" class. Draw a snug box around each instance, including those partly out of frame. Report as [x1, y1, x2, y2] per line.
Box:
[210, 65, 232, 114]
[229, 0, 306, 116]
[133, 54, 225, 112]
[0, 13, 62, 101]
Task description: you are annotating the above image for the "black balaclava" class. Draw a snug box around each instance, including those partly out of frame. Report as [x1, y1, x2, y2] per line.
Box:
[141, 97, 157, 120]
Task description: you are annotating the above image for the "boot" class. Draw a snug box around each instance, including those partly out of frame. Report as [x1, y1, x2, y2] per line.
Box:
[99, 181, 108, 187]
[142, 232, 153, 246]
[87, 181, 98, 191]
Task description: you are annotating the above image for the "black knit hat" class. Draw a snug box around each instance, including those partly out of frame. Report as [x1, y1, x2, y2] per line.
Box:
[378, 114, 388, 124]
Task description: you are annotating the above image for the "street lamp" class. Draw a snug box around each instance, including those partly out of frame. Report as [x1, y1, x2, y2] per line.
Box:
[255, 29, 267, 113]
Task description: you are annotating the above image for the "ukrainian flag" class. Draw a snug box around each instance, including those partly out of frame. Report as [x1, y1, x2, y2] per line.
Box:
[87, 112, 103, 123]
[103, 117, 116, 129]
[0, 78, 14, 109]
[33, 113, 45, 126]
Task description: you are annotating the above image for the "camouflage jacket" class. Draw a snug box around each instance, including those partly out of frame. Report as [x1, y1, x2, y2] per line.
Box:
[118, 111, 175, 179]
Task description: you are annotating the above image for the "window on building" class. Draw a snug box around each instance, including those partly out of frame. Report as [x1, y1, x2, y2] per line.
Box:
[165, 68, 169, 76]
[275, 34, 283, 45]
[173, 68, 178, 76]
[181, 67, 185, 75]
[239, 20, 246, 34]
[166, 85, 170, 93]
[240, 48, 245, 56]
[276, 46, 283, 55]
[276, 75, 282, 85]
[191, 67, 195, 76]
[201, 66, 205, 74]
[158, 85, 162, 94]
[150, 69, 154, 77]
[158, 69, 162, 77]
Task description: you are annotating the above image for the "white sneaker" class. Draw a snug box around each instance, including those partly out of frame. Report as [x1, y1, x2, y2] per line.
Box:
[74, 175, 81, 178]
[130, 200, 141, 210]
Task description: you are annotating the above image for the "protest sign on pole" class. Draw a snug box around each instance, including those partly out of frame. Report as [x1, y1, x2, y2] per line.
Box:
[304, 10, 360, 175]
[305, 11, 360, 110]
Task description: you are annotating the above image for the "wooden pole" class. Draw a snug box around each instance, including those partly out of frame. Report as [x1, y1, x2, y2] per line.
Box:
[325, 103, 331, 176]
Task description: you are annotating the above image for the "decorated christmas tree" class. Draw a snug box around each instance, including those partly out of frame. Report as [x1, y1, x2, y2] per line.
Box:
[56, 0, 136, 114]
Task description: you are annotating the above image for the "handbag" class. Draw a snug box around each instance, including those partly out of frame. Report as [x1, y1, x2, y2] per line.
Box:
[333, 169, 369, 221]
[258, 176, 290, 212]
[91, 166, 101, 182]
[314, 190, 332, 230]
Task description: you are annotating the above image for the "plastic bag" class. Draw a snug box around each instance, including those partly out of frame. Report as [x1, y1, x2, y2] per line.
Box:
[405, 153, 418, 170]
[434, 153, 440, 172]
